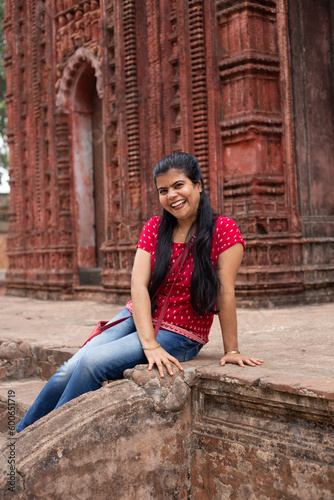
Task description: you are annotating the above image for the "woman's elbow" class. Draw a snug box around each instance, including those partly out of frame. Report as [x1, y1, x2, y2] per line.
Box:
[131, 277, 149, 298]
[218, 284, 236, 302]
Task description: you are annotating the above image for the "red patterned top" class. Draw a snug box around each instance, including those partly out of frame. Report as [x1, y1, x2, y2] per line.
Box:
[126, 215, 245, 344]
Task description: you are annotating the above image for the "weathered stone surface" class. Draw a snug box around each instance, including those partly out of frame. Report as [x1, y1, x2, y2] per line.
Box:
[0, 362, 333, 499]
[196, 365, 334, 402]
[0, 340, 34, 381]
[0, 396, 28, 434]
[0, 379, 192, 499]
[0, 341, 31, 360]
[35, 347, 75, 381]
[0, 339, 74, 383]
[191, 370, 334, 500]
[124, 364, 191, 412]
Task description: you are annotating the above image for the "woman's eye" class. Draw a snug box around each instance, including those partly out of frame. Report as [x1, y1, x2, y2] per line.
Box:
[159, 190, 167, 195]
[175, 183, 183, 189]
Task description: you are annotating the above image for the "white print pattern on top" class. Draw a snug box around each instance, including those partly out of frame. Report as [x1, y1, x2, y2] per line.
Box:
[126, 215, 245, 344]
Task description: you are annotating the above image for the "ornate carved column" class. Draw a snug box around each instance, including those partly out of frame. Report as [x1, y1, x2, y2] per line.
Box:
[214, 0, 302, 304]
[99, 0, 142, 298]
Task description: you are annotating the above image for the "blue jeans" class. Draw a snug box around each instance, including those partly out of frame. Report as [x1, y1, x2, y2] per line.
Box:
[16, 308, 202, 432]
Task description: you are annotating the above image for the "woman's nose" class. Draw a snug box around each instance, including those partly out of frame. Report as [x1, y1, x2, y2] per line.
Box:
[167, 188, 177, 200]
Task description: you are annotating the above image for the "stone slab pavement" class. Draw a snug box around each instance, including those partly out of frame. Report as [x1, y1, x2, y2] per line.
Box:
[0, 295, 333, 407]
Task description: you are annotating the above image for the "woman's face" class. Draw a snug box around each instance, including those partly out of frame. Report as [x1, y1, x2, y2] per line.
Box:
[155, 168, 202, 225]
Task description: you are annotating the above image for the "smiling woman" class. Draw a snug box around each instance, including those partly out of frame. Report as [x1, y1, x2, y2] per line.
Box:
[16, 152, 263, 434]
[156, 170, 202, 232]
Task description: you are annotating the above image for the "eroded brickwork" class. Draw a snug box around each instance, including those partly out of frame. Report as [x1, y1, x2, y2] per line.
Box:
[0, 365, 333, 498]
[3, 0, 334, 303]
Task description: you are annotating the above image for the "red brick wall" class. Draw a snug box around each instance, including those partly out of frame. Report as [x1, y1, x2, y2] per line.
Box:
[3, 0, 334, 304]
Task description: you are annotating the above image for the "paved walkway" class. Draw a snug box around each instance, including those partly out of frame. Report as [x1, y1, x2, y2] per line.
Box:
[0, 295, 333, 377]
[0, 295, 333, 411]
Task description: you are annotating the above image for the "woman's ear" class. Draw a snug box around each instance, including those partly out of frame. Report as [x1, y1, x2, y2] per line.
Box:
[198, 180, 203, 192]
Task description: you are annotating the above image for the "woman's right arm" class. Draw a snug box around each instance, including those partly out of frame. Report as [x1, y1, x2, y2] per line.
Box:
[131, 248, 156, 346]
[131, 248, 183, 377]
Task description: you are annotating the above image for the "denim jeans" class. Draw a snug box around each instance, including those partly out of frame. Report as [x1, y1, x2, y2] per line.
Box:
[16, 308, 202, 432]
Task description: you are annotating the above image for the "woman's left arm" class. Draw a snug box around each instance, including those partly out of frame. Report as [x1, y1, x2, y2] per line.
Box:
[216, 243, 264, 367]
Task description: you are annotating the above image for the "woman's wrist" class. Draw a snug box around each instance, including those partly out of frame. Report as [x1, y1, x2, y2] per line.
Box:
[142, 343, 161, 351]
[224, 349, 240, 355]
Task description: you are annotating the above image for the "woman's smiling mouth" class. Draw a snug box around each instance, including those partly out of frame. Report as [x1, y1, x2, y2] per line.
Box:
[171, 200, 186, 209]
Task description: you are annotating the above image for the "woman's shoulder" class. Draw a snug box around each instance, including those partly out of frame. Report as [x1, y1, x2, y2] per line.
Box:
[143, 216, 161, 230]
[213, 215, 244, 241]
[212, 215, 245, 252]
[140, 216, 161, 237]
[137, 216, 161, 249]
[150, 215, 162, 223]
[214, 215, 239, 229]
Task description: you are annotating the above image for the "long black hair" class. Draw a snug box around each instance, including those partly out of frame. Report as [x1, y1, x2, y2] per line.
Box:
[150, 152, 220, 315]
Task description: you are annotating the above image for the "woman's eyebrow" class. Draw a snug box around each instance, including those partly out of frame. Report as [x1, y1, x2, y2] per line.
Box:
[157, 180, 184, 190]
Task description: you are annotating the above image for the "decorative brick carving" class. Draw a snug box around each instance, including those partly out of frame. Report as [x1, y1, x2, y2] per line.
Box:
[188, 0, 210, 190]
[4, 0, 334, 303]
[56, 47, 103, 111]
[123, 0, 141, 210]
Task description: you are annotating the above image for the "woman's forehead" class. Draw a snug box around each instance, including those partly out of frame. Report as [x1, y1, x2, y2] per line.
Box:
[155, 168, 188, 187]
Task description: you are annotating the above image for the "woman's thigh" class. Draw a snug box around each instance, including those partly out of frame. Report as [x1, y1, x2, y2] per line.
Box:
[78, 331, 147, 380]
[156, 330, 203, 362]
[59, 308, 136, 374]
[73, 325, 202, 380]
[81, 308, 135, 350]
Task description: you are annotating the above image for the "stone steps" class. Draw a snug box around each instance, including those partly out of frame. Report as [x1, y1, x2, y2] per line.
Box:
[0, 338, 75, 442]
[0, 340, 68, 443]
[0, 378, 46, 443]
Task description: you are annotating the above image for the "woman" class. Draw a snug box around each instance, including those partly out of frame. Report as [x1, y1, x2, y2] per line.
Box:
[16, 152, 263, 433]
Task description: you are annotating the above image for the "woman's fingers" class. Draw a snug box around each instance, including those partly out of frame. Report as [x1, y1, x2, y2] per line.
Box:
[146, 348, 183, 377]
[168, 354, 184, 372]
[220, 353, 264, 367]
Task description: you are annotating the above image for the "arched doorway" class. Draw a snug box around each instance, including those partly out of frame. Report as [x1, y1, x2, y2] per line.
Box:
[71, 64, 105, 285]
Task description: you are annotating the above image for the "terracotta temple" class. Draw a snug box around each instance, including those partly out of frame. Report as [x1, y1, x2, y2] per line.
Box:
[3, 0, 334, 305]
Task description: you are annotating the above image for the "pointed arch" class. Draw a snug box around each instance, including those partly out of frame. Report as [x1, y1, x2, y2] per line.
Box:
[56, 47, 105, 284]
[56, 47, 103, 112]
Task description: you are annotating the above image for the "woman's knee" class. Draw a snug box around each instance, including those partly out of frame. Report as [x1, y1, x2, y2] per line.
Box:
[75, 351, 101, 374]
[52, 354, 80, 381]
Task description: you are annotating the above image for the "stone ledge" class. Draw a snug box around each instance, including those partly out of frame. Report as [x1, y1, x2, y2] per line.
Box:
[191, 365, 334, 499]
[0, 340, 75, 382]
[195, 364, 334, 401]
[0, 364, 333, 499]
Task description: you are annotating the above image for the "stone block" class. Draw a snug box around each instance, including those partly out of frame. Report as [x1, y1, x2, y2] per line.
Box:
[124, 364, 191, 412]
[0, 340, 35, 381]
[0, 363, 333, 498]
[191, 368, 334, 499]
[35, 347, 74, 381]
[0, 377, 192, 499]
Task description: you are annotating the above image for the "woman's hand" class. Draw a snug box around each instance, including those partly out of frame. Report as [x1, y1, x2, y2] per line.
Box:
[220, 352, 264, 367]
[145, 346, 184, 378]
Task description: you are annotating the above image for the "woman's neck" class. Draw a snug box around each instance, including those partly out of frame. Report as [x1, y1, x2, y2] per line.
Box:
[173, 221, 196, 243]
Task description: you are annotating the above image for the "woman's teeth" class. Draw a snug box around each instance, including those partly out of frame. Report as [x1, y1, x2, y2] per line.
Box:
[172, 200, 185, 208]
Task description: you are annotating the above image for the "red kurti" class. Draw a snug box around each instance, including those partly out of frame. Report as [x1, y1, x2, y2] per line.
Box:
[126, 216, 245, 344]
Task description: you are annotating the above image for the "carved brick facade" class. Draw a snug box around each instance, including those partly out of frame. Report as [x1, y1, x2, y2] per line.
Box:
[3, 0, 334, 304]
